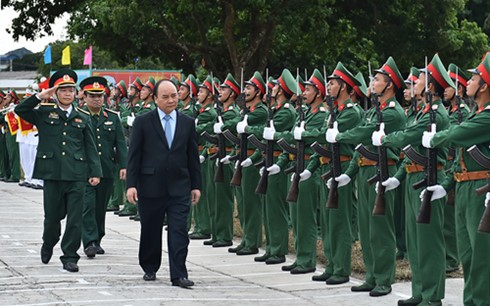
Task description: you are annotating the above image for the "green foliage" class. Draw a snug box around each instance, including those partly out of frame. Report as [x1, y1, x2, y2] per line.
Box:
[4, 0, 490, 79]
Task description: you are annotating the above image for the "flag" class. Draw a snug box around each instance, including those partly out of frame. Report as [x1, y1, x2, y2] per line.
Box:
[61, 46, 71, 65]
[83, 45, 92, 66]
[43, 45, 52, 64]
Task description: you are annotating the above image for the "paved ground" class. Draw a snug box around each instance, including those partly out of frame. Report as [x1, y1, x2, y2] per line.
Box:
[0, 182, 464, 305]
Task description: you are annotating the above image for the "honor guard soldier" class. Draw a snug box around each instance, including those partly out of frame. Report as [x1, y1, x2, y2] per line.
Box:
[79, 76, 127, 257]
[422, 53, 490, 306]
[0, 90, 11, 181]
[251, 69, 296, 264]
[15, 69, 102, 272]
[2, 90, 21, 182]
[137, 77, 156, 115]
[322, 62, 364, 284]
[208, 73, 241, 247]
[328, 57, 407, 296]
[376, 54, 452, 306]
[178, 74, 200, 118]
[231, 71, 268, 255]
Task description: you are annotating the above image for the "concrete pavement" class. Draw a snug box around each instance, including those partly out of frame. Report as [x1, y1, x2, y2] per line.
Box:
[0, 182, 464, 305]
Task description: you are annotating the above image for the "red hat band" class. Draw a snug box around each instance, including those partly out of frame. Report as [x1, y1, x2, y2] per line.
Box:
[477, 63, 490, 86]
[334, 70, 356, 89]
[449, 72, 467, 87]
[310, 77, 326, 96]
[224, 80, 240, 96]
[278, 77, 293, 96]
[54, 75, 76, 86]
[382, 65, 402, 89]
[427, 63, 448, 88]
[251, 78, 265, 95]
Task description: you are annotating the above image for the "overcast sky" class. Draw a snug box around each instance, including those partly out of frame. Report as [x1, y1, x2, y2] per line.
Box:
[0, 7, 69, 55]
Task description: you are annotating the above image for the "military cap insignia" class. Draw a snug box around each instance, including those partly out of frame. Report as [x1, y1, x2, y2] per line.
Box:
[48, 112, 59, 119]
[94, 82, 100, 88]
[63, 75, 71, 81]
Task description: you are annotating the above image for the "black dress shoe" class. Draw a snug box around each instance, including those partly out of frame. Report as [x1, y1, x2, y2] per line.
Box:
[290, 266, 315, 274]
[106, 206, 119, 212]
[254, 253, 270, 262]
[63, 262, 79, 272]
[84, 242, 97, 258]
[96, 245, 105, 255]
[265, 256, 286, 265]
[18, 181, 28, 187]
[212, 241, 233, 248]
[40, 245, 53, 264]
[281, 262, 297, 271]
[114, 210, 121, 215]
[32, 184, 43, 190]
[228, 244, 244, 253]
[203, 239, 215, 246]
[236, 247, 259, 255]
[143, 272, 156, 281]
[172, 277, 194, 288]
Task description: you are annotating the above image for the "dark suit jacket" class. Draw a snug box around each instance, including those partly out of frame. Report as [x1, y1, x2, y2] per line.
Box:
[126, 109, 201, 198]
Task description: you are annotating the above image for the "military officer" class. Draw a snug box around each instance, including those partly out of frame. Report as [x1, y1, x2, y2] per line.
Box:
[79, 76, 127, 257]
[421, 53, 490, 306]
[230, 71, 268, 255]
[15, 69, 102, 272]
[375, 54, 452, 306]
[328, 57, 407, 296]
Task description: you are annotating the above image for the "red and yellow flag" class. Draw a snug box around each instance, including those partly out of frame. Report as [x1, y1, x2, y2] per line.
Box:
[18, 117, 34, 135]
[5, 112, 19, 135]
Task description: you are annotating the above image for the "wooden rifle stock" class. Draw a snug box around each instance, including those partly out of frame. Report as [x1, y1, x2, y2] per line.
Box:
[478, 202, 490, 233]
[230, 163, 243, 186]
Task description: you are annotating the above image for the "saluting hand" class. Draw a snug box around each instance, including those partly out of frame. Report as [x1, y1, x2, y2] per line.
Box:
[37, 86, 58, 100]
[88, 177, 100, 186]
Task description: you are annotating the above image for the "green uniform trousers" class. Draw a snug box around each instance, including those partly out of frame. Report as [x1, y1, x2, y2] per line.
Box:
[395, 180, 407, 258]
[82, 178, 114, 248]
[264, 170, 289, 257]
[443, 192, 459, 269]
[107, 175, 124, 210]
[455, 179, 490, 306]
[319, 164, 334, 275]
[241, 164, 263, 249]
[206, 160, 217, 240]
[43, 180, 86, 264]
[327, 161, 355, 278]
[213, 163, 234, 243]
[357, 165, 396, 287]
[0, 133, 9, 179]
[405, 171, 446, 303]
[5, 131, 20, 180]
[289, 168, 320, 269]
[193, 159, 211, 235]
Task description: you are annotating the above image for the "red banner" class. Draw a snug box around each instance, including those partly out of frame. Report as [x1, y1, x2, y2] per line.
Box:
[18, 117, 34, 133]
[5, 112, 19, 135]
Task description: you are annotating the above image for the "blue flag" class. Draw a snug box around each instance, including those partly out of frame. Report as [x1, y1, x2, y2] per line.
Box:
[44, 45, 52, 64]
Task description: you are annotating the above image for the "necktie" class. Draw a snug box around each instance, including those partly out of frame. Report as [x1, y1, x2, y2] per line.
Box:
[164, 115, 173, 148]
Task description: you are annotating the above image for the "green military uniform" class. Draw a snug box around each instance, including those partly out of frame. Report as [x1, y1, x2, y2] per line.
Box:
[233, 72, 268, 254]
[15, 69, 102, 269]
[443, 64, 470, 273]
[336, 57, 407, 295]
[80, 77, 127, 256]
[429, 55, 490, 306]
[0, 90, 9, 180]
[382, 54, 451, 305]
[4, 91, 21, 182]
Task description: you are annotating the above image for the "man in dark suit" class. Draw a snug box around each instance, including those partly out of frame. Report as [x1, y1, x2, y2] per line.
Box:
[126, 79, 201, 288]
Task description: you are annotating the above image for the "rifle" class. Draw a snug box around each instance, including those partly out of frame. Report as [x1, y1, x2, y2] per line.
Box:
[355, 62, 389, 215]
[311, 141, 333, 180]
[224, 68, 248, 186]
[467, 145, 490, 233]
[402, 57, 437, 224]
[210, 73, 227, 182]
[277, 69, 305, 202]
[249, 68, 272, 194]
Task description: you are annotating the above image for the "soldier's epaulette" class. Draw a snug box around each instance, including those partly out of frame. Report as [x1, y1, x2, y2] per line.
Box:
[346, 103, 353, 108]
[226, 105, 234, 111]
[40, 102, 56, 107]
[485, 105, 490, 111]
[284, 103, 290, 108]
[432, 104, 439, 110]
[319, 106, 326, 112]
[205, 107, 210, 111]
[77, 107, 90, 115]
[184, 105, 191, 110]
[388, 101, 396, 108]
[460, 103, 466, 108]
[105, 108, 120, 117]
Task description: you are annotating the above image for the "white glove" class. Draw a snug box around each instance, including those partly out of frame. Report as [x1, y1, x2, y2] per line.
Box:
[420, 185, 447, 202]
[234, 161, 239, 169]
[294, 121, 305, 141]
[377, 177, 400, 192]
[263, 123, 276, 140]
[326, 177, 334, 189]
[199, 155, 205, 164]
[335, 174, 351, 187]
[220, 155, 231, 164]
[236, 115, 248, 134]
[422, 123, 436, 149]
[213, 116, 224, 134]
[326, 121, 339, 143]
[126, 114, 135, 127]
[485, 192, 490, 207]
[259, 167, 265, 176]
[240, 158, 252, 167]
[291, 173, 296, 182]
[195, 118, 199, 127]
[266, 164, 280, 176]
[299, 169, 311, 182]
[371, 122, 386, 146]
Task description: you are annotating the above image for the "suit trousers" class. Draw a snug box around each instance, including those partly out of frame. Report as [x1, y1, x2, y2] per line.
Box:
[139, 194, 191, 281]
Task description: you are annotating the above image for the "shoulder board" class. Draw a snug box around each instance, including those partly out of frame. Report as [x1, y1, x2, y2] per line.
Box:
[184, 105, 190, 110]
[205, 107, 210, 111]
[226, 105, 234, 111]
[105, 108, 119, 115]
[40, 102, 56, 107]
[284, 103, 290, 108]
[76, 107, 90, 115]
[485, 105, 490, 111]
[460, 103, 466, 108]
[432, 104, 439, 110]
[389, 101, 396, 108]
[346, 103, 353, 108]
[319, 106, 326, 112]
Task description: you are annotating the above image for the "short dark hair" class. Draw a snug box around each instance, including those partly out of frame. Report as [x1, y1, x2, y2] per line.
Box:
[153, 79, 178, 97]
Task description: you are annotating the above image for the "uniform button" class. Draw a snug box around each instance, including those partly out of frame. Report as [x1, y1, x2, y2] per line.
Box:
[62, 152, 66, 156]
[62, 142, 66, 145]
[64, 123, 68, 126]
[98, 144, 101, 147]
[108, 128, 111, 131]
[63, 132, 67, 135]
[50, 121, 53, 124]
[98, 152, 102, 156]
[97, 128, 100, 131]
[43, 155, 46, 159]
[97, 136, 101, 139]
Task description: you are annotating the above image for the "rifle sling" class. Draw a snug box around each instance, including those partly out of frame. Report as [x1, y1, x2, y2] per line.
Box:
[405, 162, 444, 174]
[454, 170, 490, 182]
[358, 156, 396, 167]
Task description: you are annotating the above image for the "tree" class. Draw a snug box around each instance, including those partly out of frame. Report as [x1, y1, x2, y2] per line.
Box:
[4, 0, 489, 79]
